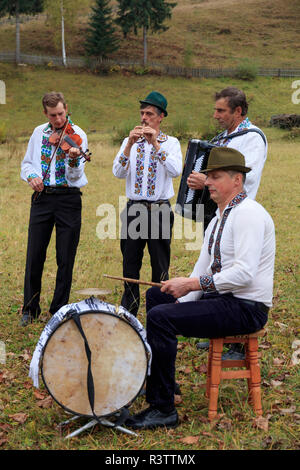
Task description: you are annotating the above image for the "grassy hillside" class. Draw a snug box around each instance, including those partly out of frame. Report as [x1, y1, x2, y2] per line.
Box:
[0, 0, 299, 68]
[0, 62, 299, 140]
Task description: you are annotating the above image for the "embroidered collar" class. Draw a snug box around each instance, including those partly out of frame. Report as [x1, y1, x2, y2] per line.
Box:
[137, 130, 168, 143]
[224, 117, 251, 137]
[227, 191, 248, 209]
[215, 191, 248, 219]
[42, 116, 74, 134]
[208, 191, 247, 266]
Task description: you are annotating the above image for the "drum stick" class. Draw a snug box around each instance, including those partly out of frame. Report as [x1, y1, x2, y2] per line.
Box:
[103, 274, 162, 288]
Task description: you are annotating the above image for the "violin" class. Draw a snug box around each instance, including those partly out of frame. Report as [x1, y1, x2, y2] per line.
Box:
[49, 120, 91, 162]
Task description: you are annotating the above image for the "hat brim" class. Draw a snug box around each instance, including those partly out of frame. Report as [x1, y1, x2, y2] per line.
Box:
[200, 165, 252, 174]
[139, 100, 168, 116]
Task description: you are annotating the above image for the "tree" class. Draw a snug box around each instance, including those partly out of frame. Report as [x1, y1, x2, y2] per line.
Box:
[85, 0, 119, 59]
[116, 0, 176, 66]
[0, 0, 44, 64]
[44, 0, 88, 67]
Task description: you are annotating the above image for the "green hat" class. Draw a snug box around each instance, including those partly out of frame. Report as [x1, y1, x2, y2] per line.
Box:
[200, 147, 252, 174]
[140, 91, 168, 117]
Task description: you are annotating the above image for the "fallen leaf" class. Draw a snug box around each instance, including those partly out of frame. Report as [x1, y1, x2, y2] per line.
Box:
[253, 416, 269, 432]
[174, 394, 182, 405]
[217, 418, 232, 430]
[0, 438, 8, 446]
[36, 396, 53, 408]
[9, 413, 28, 424]
[0, 423, 13, 432]
[194, 364, 207, 374]
[279, 405, 297, 415]
[179, 435, 199, 445]
[34, 390, 46, 400]
[270, 379, 283, 388]
[291, 339, 300, 349]
[218, 440, 225, 450]
[19, 350, 31, 361]
[273, 357, 285, 366]
[274, 321, 288, 331]
[23, 381, 32, 390]
[184, 367, 191, 374]
[291, 348, 300, 366]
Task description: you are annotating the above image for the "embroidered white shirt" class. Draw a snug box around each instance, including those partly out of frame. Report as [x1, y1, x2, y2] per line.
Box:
[179, 197, 275, 307]
[216, 118, 268, 199]
[113, 132, 182, 201]
[21, 122, 88, 188]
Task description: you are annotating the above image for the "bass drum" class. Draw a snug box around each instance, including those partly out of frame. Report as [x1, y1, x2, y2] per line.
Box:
[41, 309, 148, 418]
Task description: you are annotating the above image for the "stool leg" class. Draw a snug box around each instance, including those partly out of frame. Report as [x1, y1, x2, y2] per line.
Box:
[205, 341, 212, 398]
[248, 337, 263, 416]
[245, 341, 253, 404]
[208, 338, 223, 421]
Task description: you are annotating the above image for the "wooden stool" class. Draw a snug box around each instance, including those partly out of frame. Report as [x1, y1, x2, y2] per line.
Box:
[205, 329, 266, 421]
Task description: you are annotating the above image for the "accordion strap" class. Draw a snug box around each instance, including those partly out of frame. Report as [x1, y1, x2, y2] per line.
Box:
[211, 128, 267, 145]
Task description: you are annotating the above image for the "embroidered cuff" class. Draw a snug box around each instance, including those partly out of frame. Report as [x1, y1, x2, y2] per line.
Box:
[156, 149, 168, 163]
[118, 152, 129, 167]
[27, 173, 39, 182]
[68, 157, 80, 168]
[199, 275, 217, 293]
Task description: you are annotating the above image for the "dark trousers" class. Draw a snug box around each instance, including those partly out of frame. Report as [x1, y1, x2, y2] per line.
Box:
[145, 287, 268, 411]
[120, 201, 174, 316]
[22, 191, 82, 317]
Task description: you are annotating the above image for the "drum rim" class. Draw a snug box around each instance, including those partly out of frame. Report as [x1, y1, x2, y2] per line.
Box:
[40, 308, 148, 419]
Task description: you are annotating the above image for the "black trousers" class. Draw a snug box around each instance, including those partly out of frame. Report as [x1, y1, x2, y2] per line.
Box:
[120, 201, 174, 316]
[145, 287, 268, 411]
[22, 190, 82, 317]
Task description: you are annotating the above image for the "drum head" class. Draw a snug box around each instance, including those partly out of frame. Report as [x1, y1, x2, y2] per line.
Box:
[41, 310, 148, 418]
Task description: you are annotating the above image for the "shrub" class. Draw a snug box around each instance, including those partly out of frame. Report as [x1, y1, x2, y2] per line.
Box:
[0, 123, 7, 144]
[234, 59, 259, 81]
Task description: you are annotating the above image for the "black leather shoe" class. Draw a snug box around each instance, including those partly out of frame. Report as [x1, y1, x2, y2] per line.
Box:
[125, 406, 178, 430]
[19, 313, 32, 327]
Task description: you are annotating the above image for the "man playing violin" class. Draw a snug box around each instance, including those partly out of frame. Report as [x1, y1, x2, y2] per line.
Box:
[20, 91, 88, 326]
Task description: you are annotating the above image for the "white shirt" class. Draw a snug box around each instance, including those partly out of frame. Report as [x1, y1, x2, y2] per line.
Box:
[113, 131, 182, 201]
[179, 195, 275, 307]
[21, 121, 88, 188]
[215, 118, 267, 199]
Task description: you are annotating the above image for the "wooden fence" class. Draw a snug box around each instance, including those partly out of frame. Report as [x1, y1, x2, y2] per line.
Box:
[1, 51, 300, 78]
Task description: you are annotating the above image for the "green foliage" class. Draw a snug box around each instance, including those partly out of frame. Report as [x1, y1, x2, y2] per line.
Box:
[44, 0, 83, 52]
[0, 121, 7, 143]
[115, 0, 177, 36]
[183, 41, 194, 69]
[0, 0, 44, 17]
[112, 119, 137, 144]
[85, 0, 119, 58]
[233, 58, 259, 81]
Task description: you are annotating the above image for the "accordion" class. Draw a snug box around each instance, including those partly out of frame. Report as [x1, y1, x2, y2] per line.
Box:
[175, 139, 217, 226]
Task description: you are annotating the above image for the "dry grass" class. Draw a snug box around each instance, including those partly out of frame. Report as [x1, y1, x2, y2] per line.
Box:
[0, 67, 299, 450]
[0, 0, 299, 68]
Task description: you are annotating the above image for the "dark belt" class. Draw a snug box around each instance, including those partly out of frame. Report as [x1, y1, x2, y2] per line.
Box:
[128, 199, 169, 210]
[239, 299, 269, 314]
[43, 187, 80, 194]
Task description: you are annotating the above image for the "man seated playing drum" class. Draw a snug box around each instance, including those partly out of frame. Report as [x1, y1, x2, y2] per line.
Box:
[125, 146, 275, 430]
